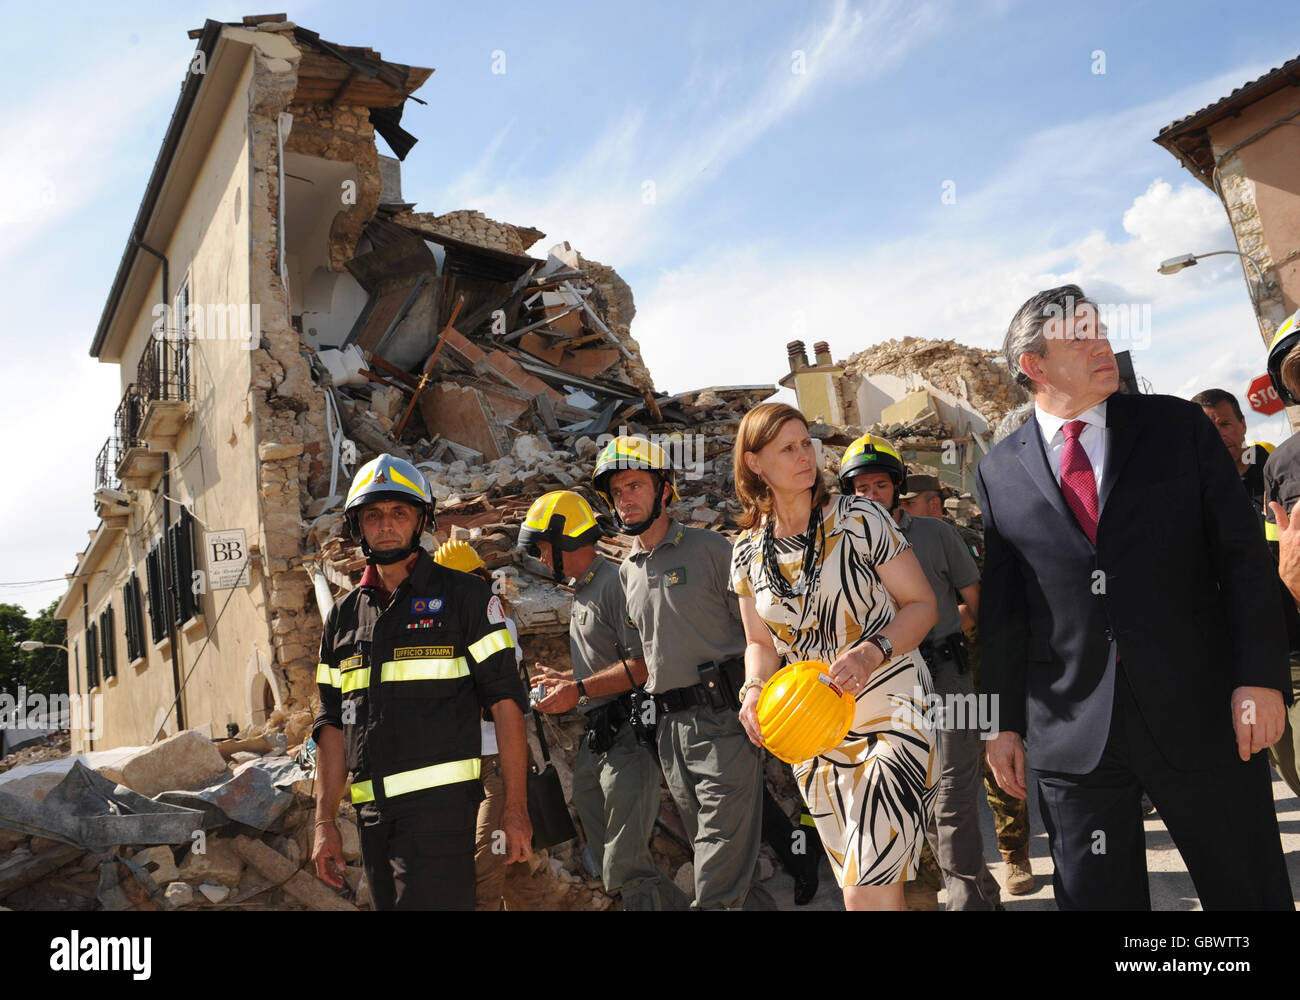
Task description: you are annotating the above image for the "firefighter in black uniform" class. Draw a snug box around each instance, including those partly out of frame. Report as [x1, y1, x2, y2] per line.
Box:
[311, 454, 532, 909]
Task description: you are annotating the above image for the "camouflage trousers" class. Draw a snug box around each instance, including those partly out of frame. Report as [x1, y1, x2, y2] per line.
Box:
[970, 634, 1029, 855]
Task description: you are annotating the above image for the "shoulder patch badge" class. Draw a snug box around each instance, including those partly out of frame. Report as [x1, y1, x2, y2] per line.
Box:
[486, 595, 506, 624]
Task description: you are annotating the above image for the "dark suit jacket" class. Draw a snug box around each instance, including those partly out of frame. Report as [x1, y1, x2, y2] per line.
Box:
[976, 391, 1289, 774]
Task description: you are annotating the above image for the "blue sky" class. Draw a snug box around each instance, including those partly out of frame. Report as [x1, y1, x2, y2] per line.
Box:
[3, 0, 1299, 614]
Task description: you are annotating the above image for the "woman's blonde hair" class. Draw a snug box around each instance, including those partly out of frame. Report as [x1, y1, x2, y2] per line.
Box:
[733, 402, 830, 530]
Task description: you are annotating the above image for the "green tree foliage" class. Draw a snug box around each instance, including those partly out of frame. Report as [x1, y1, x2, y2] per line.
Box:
[0, 600, 68, 700]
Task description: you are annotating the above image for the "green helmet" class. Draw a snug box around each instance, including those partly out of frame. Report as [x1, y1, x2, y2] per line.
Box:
[591, 436, 680, 535]
[344, 453, 436, 565]
[838, 433, 906, 492]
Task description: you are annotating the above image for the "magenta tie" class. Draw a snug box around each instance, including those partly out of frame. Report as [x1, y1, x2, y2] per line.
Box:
[1060, 419, 1099, 544]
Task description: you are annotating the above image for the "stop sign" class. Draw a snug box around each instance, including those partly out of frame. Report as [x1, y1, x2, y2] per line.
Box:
[1248, 374, 1284, 416]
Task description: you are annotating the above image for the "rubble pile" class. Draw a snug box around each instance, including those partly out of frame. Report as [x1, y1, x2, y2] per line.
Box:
[840, 336, 1027, 429]
[0, 728, 344, 911]
[314, 220, 666, 477]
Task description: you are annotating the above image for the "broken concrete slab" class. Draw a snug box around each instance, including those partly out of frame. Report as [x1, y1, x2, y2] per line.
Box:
[154, 754, 308, 831]
[118, 729, 229, 798]
[178, 837, 244, 888]
[418, 382, 509, 461]
[0, 761, 207, 849]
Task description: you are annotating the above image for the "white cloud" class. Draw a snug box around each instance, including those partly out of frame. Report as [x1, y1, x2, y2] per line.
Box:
[0, 45, 183, 250]
[433, 0, 951, 267]
[630, 175, 1271, 423]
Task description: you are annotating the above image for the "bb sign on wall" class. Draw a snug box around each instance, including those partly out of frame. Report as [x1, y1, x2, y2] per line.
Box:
[205, 529, 251, 589]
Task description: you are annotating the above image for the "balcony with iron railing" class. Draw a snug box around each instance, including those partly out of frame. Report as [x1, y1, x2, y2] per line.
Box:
[136, 334, 192, 449]
[112, 384, 163, 490]
[95, 437, 120, 494]
[93, 436, 130, 526]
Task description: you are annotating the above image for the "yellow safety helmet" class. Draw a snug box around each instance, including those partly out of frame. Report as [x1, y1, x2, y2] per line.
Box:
[517, 490, 603, 581]
[1267, 307, 1300, 406]
[344, 453, 436, 565]
[433, 538, 486, 575]
[838, 433, 906, 493]
[756, 660, 856, 765]
[591, 435, 680, 535]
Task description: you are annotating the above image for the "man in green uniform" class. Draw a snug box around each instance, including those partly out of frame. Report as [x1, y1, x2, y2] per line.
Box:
[522, 490, 688, 910]
[594, 436, 774, 910]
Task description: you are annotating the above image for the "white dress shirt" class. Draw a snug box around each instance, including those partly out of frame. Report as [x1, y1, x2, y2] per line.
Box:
[1034, 400, 1108, 510]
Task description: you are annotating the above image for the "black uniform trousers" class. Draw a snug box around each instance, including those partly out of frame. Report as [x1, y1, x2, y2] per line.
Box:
[359, 799, 478, 911]
[1032, 663, 1293, 911]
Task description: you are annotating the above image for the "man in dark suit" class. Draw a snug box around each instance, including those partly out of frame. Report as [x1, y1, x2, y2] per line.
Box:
[977, 284, 1293, 910]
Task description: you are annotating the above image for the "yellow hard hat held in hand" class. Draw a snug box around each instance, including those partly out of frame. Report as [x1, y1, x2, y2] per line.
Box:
[757, 660, 856, 765]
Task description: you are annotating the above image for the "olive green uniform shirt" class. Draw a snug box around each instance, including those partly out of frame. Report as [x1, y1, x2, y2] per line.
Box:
[619, 520, 746, 694]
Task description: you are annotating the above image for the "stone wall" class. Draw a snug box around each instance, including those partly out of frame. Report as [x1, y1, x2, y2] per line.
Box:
[1217, 152, 1292, 338]
[247, 44, 333, 712]
[416, 209, 527, 254]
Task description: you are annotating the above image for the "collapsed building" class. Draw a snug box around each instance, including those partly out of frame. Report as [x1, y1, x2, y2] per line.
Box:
[5, 15, 1063, 912]
[2, 14, 781, 911]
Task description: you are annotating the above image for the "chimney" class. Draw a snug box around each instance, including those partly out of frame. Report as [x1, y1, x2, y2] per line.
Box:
[377, 154, 404, 206]
[813, 341, 832, 366]
[787, 340, 808, 373]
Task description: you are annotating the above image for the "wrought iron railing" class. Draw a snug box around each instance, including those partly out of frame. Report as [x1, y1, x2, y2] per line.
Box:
[95, 437, 120, 493]
[114, 385, 143, 453]
[137, 336, 191, 403]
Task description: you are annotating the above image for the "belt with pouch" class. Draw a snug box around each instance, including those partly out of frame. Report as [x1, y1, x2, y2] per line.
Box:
[583, 693, 634, 732]
[918, 632, 969, 674]
[651, 656, 745, 715]
[581, 694, 635, 754]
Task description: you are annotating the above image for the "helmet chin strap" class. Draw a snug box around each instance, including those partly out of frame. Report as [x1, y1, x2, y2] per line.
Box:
[614, 476, 667, 536]
[545, 521, 566, 583]
[361, 512, 428, 566]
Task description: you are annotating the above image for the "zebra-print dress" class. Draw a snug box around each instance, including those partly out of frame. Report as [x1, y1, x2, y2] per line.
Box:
[730, 494, 939, 888]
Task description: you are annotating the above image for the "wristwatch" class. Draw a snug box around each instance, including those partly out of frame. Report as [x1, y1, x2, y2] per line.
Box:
[738, 677, 765, 702]
[866, 634, 893, 665]
[576, 680, 591, 707]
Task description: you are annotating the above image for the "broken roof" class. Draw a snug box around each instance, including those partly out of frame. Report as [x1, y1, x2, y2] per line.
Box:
[1153, 54, 1300, 188]
[90, 16, 433, 360]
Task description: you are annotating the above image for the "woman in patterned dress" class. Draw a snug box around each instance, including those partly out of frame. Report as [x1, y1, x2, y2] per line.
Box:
[730, 402, 940, 910]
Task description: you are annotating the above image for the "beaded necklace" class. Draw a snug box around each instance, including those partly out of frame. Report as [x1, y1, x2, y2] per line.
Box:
[761, 498, 823, 599]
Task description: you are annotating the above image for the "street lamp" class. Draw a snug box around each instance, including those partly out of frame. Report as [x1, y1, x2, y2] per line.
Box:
[19, 641, 69, 653]
[1157, 249, 1269, 306]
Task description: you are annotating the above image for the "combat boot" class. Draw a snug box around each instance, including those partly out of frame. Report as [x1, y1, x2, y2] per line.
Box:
[1001, 849, 1036, 896]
